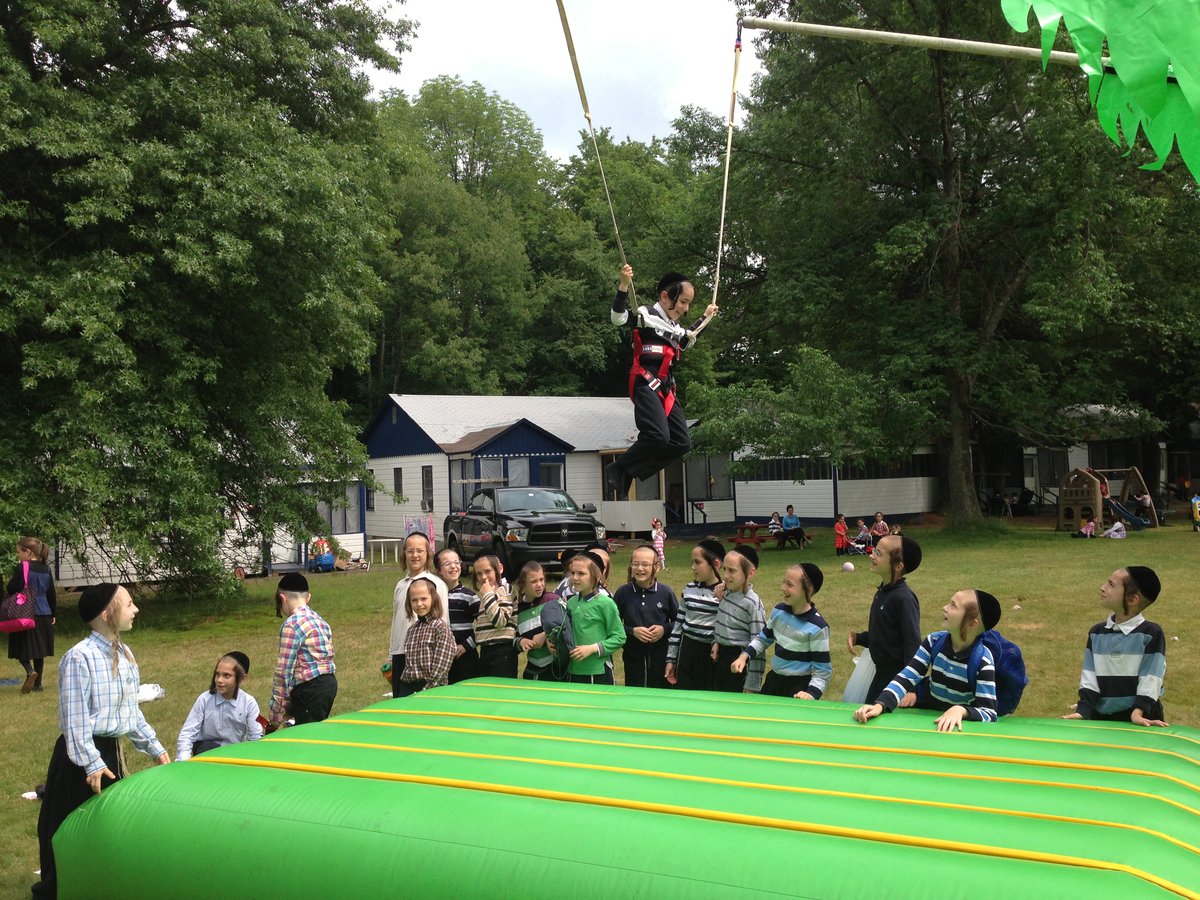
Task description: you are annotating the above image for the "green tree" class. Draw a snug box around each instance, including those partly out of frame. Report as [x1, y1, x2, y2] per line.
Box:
[0, 0, 411, 587]
[691, 0, 1200, 522]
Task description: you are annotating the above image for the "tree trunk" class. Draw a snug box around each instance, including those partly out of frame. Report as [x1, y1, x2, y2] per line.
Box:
[945, 370, 983, 525]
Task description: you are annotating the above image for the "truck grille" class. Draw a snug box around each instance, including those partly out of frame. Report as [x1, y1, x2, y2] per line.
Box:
[529, 523, 596, 545]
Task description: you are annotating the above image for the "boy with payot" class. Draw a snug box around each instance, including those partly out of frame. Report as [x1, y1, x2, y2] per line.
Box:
[1064, 566, 1168, 727]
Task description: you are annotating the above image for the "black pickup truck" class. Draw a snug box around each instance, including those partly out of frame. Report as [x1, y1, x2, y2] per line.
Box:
[443, 487, 606, 573]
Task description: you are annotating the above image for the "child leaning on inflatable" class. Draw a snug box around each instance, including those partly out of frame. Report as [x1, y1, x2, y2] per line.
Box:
[854, 589, 1003, 731]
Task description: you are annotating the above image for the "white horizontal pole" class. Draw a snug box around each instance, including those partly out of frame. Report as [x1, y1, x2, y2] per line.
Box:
[738, 17, 1094, 69]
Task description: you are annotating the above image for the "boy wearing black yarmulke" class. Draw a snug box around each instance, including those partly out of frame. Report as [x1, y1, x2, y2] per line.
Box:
[1066, 566, 1168, 727]
[269, 572, 337, 730]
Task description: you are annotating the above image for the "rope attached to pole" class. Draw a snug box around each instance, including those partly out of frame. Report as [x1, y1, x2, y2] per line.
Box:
[556, 0, 635, 303]
[686, 21, 743, 343]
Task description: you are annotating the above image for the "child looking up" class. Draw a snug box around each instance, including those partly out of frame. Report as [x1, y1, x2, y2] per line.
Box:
[513, 561, 560, 681]
[1065, 566, 1168, 727]
[471, 555, 517, 678]
[733, 563, 830, 700]
[666, 540, 725, 691]
[712, 547, 766, 693]
[398, 575, 455, 696]
[848, 535, 923, 704]
[562, 552, 626, 685]
[177, 652, 263, 760]
[614, 544, 678, 688]
[854, 589, 1001, 731]
[434, 548, 480, 684]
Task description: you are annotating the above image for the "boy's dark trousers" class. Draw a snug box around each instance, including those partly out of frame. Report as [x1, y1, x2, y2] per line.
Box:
[34, 735, 122, 897]
[290, 673, 337, 724]
[617, 382, 691, 482]
[478, 641, 518, 678]
[712, 644, 748, 693]
[761, 671, 813, 697]
[675, 636, 717, 691]
[623, 637, 669, 688]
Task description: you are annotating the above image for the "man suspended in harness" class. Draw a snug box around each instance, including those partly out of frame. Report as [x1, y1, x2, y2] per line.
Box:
[606, 264, 718, 500]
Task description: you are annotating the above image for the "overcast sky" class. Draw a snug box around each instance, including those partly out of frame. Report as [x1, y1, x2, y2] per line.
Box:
[370, 0, 763, 160]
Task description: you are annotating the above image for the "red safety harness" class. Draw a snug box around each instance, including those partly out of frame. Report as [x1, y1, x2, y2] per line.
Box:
[628, 329, 678, 415]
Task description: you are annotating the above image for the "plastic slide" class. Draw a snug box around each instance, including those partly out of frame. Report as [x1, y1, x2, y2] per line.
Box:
[1105, 497, 1152, 530]
[55, 680, 1200, 898]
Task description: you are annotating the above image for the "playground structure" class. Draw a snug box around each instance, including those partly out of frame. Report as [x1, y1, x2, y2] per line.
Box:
[1057, 466, 1159, 532]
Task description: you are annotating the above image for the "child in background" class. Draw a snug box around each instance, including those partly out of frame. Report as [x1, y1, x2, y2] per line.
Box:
[1101, 520, 1127, 539]
[472, 555, 517, 678]
[767, 513, 784, 547]
[614, 544, 678, 688]
[1071, 514, 1097, 538]
[434, 548, 480, 684]
[712, 547, 766, 693]
[8, 536, 56, 693]
[854, 589, 1001, 731]
[651, 518, 668, 569]
[733, 563, 830, 699]
[852, 519, 871, 551]
[833, 514, 850, 556]
[177, 652, 263, 759]
[1064, 566, 1167, 726]
[398, 574, 455, 696]
[514, 561, 560, 680]
[869, 511, 890, 547]
[561, 552, 626, 685]
[666, 540, 725, 691]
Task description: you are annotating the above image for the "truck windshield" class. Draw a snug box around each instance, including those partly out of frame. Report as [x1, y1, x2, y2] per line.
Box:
[497, 490, 578, 513]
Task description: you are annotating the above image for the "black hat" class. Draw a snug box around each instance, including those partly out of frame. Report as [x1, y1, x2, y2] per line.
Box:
[277, 572, 309, 594]
[974, 590, 1001, 631]
[78, 583, 119, 623]
[697, 539, 725, 565]
[584, 540, 609, 554]
[799, 563, 824, 595]
[225, 651, 251, 675]
[899, 536, 922, 573]
[1125, 566, 1161, 603]
[583, 550, 608, 572]
[730, 545, 759, 569]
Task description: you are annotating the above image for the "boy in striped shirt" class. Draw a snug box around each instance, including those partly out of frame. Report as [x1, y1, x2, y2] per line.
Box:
[1065, 566, 1167, 727]
[854, 589, 1002, 731]
[733, 563, 830, 699]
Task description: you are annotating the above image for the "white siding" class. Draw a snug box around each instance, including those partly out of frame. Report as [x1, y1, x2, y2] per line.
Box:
[564, 452, 603, 507]
[734, 482, 833, 521]
[733, 478, 936, 522]
[365, 453, 449, 538]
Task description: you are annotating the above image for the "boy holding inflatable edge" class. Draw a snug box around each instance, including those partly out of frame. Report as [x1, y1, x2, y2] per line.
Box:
[1064, 566, 1168, 727]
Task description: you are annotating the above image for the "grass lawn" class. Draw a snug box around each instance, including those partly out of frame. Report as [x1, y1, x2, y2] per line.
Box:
[0, 519, 1195, 896]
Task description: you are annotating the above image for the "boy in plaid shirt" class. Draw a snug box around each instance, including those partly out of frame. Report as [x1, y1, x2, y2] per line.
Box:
[269, 573, 336, 729]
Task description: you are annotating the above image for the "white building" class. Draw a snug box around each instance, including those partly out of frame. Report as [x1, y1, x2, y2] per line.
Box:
[361, 395, 939, 543]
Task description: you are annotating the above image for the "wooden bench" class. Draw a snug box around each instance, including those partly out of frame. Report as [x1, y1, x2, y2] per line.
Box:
[729, 523, 771, 548]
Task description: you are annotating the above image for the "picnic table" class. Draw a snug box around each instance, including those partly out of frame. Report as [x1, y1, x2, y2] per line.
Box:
[730, 523, 771, 549]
